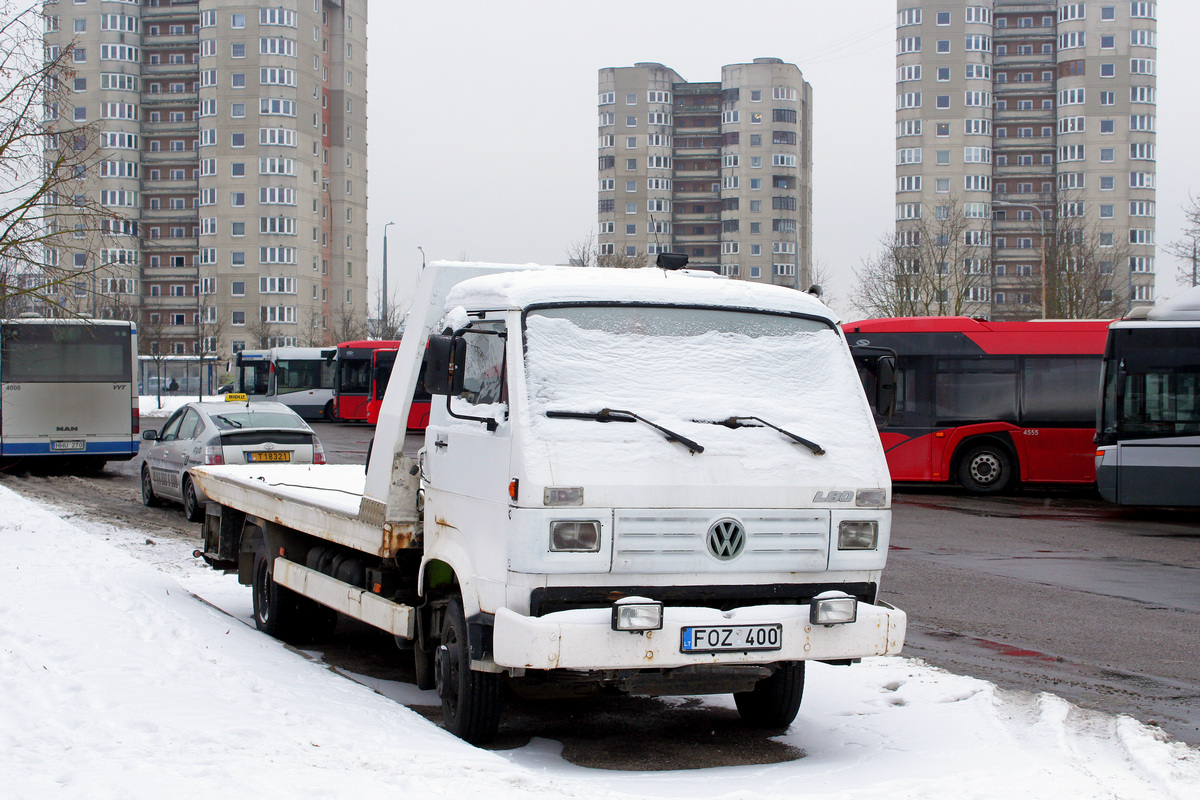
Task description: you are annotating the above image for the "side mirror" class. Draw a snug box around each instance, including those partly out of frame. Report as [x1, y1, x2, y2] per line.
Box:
[875, 356, 897, 421]
[422, 335, 466, 396]
[142, 430, 159, 441]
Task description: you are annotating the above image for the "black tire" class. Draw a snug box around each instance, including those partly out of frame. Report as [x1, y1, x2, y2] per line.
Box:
[734, 661, 805, 728]
[957, 442, 1014, 494]
[323, 401, 335, 422]
[182, 475, 204, 522]
[141, 465, 161, 507]
[252, 540, 300, 640]
[435, 597, 502, 744]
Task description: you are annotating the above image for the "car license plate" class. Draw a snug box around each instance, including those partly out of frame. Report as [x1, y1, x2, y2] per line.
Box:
[51, 440, 85, 451]
[248, 451, 290, 462]
[681, 624, 783, 653]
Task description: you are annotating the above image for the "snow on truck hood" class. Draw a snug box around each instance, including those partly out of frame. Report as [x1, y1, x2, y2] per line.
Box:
[443, 266, 837, 322]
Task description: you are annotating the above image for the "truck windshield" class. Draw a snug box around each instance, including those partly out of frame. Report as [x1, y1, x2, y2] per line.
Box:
[523, 305, 854, 451]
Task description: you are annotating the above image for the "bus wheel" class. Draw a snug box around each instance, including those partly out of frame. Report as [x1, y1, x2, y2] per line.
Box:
[182, 476, 204, 523]
[435, 597, 502, 744]
[141, 465, 162, 507]
[323, 401, 335, 422]
[734, 661, 805, 728]
[958, 443, 1014, 494]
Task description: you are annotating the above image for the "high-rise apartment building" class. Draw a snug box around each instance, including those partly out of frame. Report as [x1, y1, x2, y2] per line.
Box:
[599, 59, 813, 288]
[42, 0, 368, 356]
[894, 1, 1157, 318]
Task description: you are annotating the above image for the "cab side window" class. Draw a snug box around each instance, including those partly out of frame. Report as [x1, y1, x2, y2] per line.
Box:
[459, 322, 506, 406]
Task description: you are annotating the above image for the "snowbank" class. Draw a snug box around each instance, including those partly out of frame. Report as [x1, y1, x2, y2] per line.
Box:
[1, 484, 1197, 799]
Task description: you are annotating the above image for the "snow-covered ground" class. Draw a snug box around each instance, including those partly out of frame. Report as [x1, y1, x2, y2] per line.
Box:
[139, 395, 223, 419]
[2, 482, 1197, 799]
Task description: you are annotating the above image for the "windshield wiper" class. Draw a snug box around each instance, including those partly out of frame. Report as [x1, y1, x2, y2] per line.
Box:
[546, 408, 705, 454]
[703, 416, 825, 456]
[214, 415, 244, 429]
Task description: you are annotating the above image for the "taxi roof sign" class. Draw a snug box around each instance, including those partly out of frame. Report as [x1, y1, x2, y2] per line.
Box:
[224, 393, 249, 402]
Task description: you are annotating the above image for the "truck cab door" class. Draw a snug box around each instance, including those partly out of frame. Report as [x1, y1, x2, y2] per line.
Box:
[423, 318, 513, 597]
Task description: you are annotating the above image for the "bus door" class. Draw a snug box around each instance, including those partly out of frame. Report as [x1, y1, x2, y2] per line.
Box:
[366, 348, 397, 425]
[335, 352, 372, 421]
[1019, 356, 1103, 483]
[881, 355, 937, 480]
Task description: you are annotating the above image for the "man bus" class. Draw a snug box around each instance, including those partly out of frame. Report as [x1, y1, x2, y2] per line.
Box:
[0, 318, 139, 471]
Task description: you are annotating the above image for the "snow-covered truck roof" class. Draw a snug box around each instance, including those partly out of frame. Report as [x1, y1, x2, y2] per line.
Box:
[443, 266, 836, 322]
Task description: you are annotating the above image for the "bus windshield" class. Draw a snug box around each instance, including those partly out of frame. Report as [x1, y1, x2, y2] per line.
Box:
[0, 323, 132, 382]
[1100, 328, 1200, 440]
[338, 357, 372, 394]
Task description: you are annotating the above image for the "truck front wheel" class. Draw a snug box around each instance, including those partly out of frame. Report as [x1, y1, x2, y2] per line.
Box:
[734, 660, 805, 728]
[435, 597, 502, 744]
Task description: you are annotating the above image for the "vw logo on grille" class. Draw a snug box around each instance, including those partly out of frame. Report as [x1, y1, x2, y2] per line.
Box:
[706, 518, 745, 561]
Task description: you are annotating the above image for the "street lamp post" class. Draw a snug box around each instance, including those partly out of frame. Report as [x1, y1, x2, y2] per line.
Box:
[381, 221, 394, 334]
[992, 200, 1047, 318]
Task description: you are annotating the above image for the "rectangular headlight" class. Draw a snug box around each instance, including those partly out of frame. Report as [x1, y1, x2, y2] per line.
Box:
[549, 520, 600, 552]
[838, 520, 879, 550]
[810, 593, 858, 626]
[544, 486, 584, 506]
[611, 601, 663, 632]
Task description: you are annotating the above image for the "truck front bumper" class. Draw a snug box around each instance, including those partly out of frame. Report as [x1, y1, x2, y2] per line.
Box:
[492, 601, 906, 671]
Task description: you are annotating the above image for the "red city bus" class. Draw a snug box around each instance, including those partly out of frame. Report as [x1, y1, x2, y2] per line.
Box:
[844, 317, 1111, 494]
[333, 340, 430, 430]
[333, 340, 400, 422]
[363, 348, 432, 430]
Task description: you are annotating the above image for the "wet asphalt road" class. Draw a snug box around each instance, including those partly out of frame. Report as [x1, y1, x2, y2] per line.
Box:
[2, 422, 1198, 756]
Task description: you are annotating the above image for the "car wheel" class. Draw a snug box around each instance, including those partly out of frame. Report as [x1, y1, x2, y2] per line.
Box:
[141, 465, 161, 507]
[183, 475, 204, 522]
[957, 442, 1014, 494]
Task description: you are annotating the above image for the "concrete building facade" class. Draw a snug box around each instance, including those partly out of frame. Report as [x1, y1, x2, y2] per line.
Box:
[894, 0, 1157, 318]
[599, 59, 813, 289]
[42, 0, 368, 357]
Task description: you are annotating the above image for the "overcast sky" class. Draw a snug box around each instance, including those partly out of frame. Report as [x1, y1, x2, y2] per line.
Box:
[365, 0, 1199, 317]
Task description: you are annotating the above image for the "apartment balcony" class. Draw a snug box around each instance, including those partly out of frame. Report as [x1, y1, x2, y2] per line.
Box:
[142, 120, 199, 137]
[993, 108, 1055, 123]
[993, 192, 1054, 204]
[995, 134, 1054, 148]
[674, 123, 719, 135]
[675, 104, 720, 114]
[995, 80, 1053, 94]
[673, 168, 718, 180]
[143, 235, 198, 250]
[672, 212, 720, 222]
[993, 163, 1055, 177]
[141, 91, 198, 106]
[672, 232, 720, 244]
[142, 208, 198, 223]
[141, 34, 200, 49]
[142, 178, 197, 192]
[141, 1, 200, 20]
[672, 190, 718, 201]
[673, 145, 720, 156]
[142, 149, 199, 164]
[141, 62, 199, 79]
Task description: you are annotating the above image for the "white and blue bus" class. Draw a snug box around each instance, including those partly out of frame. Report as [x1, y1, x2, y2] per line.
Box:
[0, 318, 139, 470]
[234, 346, 336, 420]
[1095, 286, 1200, 506]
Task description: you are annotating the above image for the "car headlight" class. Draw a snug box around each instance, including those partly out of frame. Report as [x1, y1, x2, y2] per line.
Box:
[838, 520, 879, 550]
[549, 520, 600, 552]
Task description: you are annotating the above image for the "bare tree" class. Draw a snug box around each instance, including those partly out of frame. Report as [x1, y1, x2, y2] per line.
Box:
[1164, 194, 1200, 288]
[137, 311, 172, 408]
[1033, 204, 1128, 319]
[565, 232, 650, 269]
[0, 6, 138, 316]
[852, 197, 992, 318]
[244, 315, 281, 349]
[368, 287, 405, 340]
[332, 304, 367, 343]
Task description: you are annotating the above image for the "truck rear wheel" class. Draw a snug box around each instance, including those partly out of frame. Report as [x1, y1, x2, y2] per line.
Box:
[252, 541, 300, 641]
[435, 597, 502, 744]
[734, 661, 805, 728]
